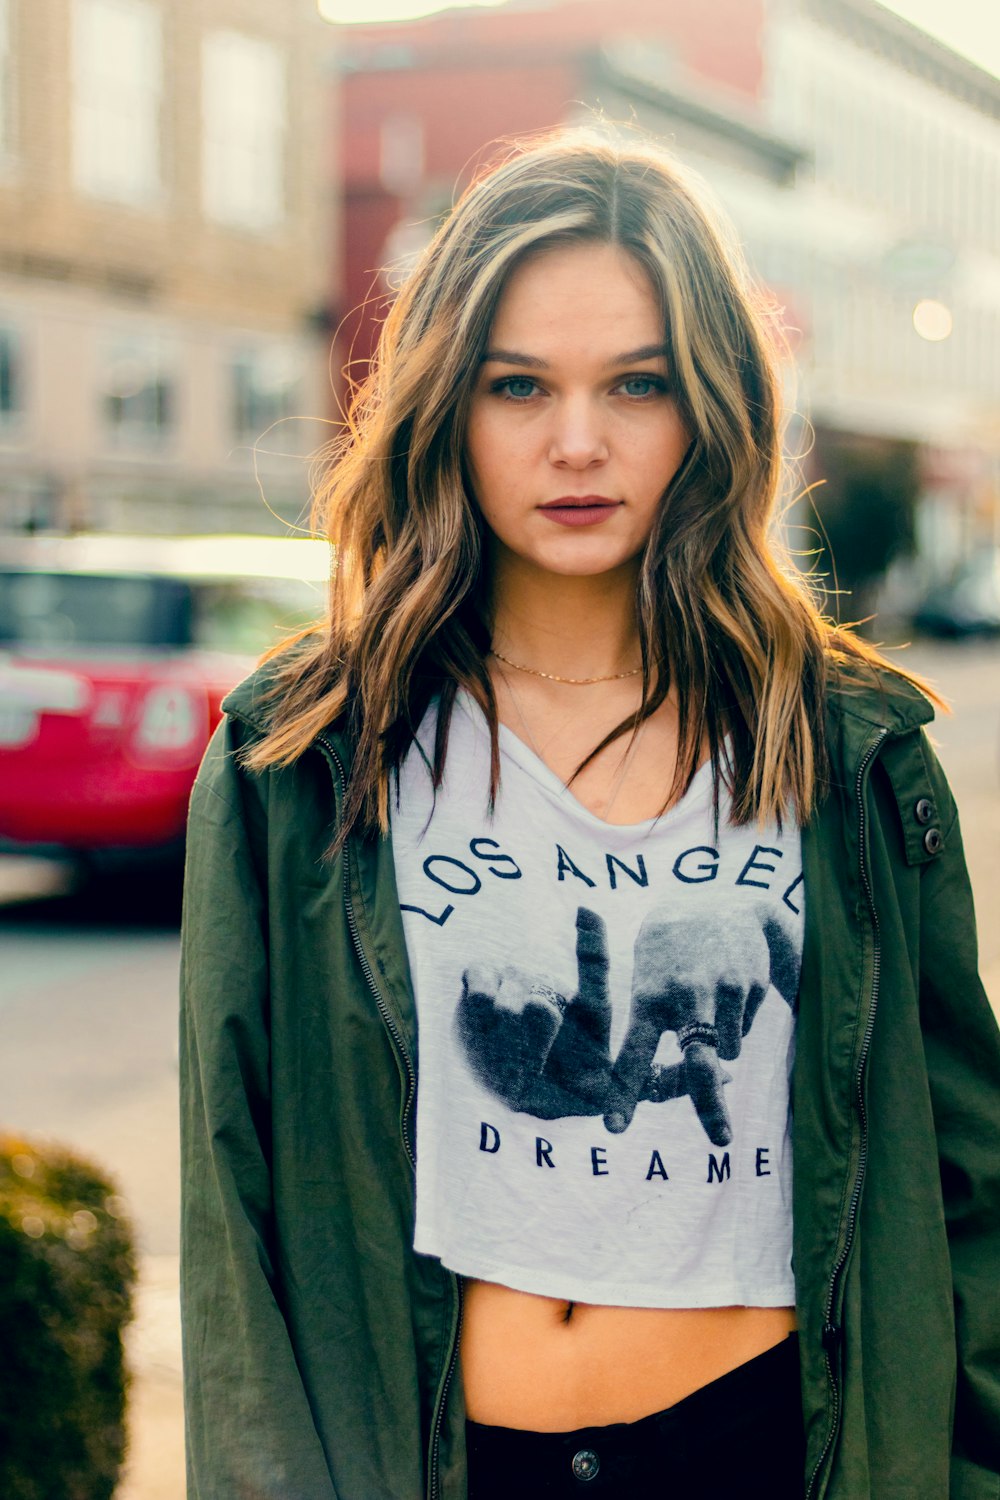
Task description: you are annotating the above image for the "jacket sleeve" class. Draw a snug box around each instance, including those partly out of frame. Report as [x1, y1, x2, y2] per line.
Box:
[917, 736, 1000, 1498]
[179, 716, 339, 1499]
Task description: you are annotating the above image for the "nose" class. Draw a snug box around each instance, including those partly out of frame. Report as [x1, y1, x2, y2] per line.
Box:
[547, 396, 609, 469]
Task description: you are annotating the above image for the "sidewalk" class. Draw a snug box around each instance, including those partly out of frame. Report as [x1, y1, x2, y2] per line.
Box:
[119, 1255, 185, 1500]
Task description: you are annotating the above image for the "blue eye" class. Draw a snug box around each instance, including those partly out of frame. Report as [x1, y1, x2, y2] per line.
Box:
[618, 375, 666, 399]
[496, 376, 539, 401]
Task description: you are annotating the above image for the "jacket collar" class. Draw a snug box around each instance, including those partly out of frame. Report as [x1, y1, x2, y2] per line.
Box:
[221, 651, 348, 742]
[222, 665, 289, 734]
[824, 662, 934, 735]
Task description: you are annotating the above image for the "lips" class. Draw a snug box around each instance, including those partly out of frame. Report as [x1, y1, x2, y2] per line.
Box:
[539, 496, 622, 527]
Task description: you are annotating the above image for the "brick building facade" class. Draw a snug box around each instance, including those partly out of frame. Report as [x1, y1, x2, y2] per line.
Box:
[0, 0, 335, 536]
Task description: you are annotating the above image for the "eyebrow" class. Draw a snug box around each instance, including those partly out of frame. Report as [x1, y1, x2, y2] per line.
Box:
[481, 344, 670, 369]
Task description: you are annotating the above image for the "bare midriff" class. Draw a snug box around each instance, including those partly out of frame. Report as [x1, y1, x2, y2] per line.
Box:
[460, 1280, 797, 1430]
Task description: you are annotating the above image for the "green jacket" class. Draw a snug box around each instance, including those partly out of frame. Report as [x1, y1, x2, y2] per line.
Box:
[179, 662, 1000, 1499]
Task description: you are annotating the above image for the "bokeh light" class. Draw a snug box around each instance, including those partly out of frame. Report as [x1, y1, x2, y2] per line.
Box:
[912, 299, 954, 342]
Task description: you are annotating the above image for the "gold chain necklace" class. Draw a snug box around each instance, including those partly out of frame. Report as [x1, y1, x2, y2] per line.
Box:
[490, 648, 642, 685]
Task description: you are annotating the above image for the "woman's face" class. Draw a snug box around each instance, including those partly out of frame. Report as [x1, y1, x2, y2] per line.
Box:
[465, 240, 691, 583]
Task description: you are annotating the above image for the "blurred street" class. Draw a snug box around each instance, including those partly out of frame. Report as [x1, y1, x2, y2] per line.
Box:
[0, 637, 997, 1498]
[0, 867, 184, 1500]
[905, 637, 1000, 1001]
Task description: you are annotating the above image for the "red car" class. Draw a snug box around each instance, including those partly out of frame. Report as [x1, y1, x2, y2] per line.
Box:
[0, 533, 329, 867]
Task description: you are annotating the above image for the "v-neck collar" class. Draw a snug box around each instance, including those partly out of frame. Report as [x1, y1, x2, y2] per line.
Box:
[454, 687, 715, 837]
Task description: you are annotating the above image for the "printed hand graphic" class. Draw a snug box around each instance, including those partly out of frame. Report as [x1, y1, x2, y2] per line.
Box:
[456, 905, 799, 1140]
[603, 909, 799, 1145]
[457, 907, 613, 1118]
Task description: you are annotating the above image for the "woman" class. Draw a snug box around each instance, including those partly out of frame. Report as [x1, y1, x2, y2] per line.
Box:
[179, 135, 1000, 1499]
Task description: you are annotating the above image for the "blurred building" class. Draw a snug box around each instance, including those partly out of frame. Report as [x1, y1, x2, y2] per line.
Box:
[764, 0, 1000, 592]
[0, 0, 336, 537]
[335, 0, 1000, 603]
[336, 0, 773, 368]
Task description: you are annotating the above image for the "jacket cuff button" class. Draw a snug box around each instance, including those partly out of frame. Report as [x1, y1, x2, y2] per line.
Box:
[915, 798, 935, 824]
[923, 827, 942, 854]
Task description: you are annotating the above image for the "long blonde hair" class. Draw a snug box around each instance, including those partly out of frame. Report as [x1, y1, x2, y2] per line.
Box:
[245, 130, 934, 841]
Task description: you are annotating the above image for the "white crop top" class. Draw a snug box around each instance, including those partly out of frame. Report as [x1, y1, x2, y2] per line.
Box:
[390, 692, 803, 1309]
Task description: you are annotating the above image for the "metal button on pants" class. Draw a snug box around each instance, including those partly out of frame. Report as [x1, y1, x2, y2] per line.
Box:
[571, 1448, 600, 1482]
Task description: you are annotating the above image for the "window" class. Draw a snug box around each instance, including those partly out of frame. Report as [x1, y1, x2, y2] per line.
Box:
[0, 570, 319, 652]
[0, 324, 21, 426]
[202, 31, 286, 231]
[0, 0, 14, 161]
[231, 345, 301, 443]
[72, 0, 162, 205]
[190, 578, 319, 654]
[0, 572, 175, 648]
[101, 332, 173, 447]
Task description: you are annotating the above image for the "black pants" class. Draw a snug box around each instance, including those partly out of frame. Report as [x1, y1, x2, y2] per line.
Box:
[465, 1333, 805, 1498]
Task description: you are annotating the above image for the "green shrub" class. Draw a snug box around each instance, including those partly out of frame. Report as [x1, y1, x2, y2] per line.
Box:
[0, 1133, 137, 1500]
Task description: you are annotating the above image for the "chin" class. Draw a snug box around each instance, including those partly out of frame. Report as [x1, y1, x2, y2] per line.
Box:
[525, 541, 643, 578]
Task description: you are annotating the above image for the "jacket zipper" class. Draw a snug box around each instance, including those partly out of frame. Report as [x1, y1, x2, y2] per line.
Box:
[804, 726, 887, 1500]
[315, 734, 463, 1500]
[317, 733, 418, 1171]
[427, 1276, 464, 1500]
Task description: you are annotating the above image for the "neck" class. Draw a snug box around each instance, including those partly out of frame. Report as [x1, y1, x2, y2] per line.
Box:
[487, 550, 643, 680]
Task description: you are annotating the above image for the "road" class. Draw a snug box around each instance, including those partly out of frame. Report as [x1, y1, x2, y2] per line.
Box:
[1, 636, 997, 1499]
